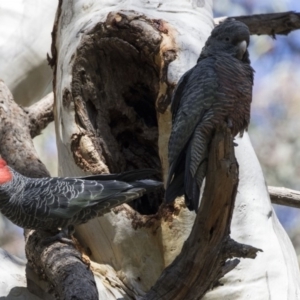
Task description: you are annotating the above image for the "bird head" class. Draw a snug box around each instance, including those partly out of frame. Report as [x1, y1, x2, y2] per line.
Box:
[0, 158, 12, 184]
[200, 19, 251, 63]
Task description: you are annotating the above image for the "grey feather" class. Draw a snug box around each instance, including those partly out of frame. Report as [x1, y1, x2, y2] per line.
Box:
[165, 19, 254, 211]
[0, 165, 162, 230]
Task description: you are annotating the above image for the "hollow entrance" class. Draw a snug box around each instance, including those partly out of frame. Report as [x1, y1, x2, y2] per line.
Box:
[71, 13, 164, 214]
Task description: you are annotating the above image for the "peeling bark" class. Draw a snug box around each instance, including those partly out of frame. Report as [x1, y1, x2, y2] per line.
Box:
[65, 11, 174, 216]
[68, 11, 168, 175]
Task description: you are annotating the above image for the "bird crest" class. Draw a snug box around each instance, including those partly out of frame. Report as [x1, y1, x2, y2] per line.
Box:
[0, 158, 13, 184]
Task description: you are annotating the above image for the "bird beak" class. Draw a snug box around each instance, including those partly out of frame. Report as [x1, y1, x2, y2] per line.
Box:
[237, 40, 247, 60]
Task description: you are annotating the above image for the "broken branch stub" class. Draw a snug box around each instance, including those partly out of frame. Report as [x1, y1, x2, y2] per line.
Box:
[0, 80, 49, 177]
[25, 92, 54, 138]
[215, 11, 300, 36]
[145, 125, 261, 300]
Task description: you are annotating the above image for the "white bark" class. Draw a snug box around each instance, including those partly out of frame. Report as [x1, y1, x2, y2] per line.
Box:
[54, 0, 212, 298]
[53, 0, 300, 299]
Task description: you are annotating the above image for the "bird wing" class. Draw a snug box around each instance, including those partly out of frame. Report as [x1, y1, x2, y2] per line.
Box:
[166, 54, 253, 210]
[166, 57, 223, 210]
[78, 179, 163, 217]
[21, 176, 162, 220]
[167, 58, 218, 182]
[20, 177, 133, 219]
[171, 68, 194, 122]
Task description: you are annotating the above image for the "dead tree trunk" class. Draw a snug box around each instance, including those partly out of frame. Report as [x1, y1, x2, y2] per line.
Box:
[47, 1, 300, 299]
[50, 2, 215, 298]
[0, 1, 300, 299]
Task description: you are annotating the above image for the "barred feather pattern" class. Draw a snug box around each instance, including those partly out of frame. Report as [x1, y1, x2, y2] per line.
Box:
[0, 167, 162, 230]
[165, 20, 254, 211]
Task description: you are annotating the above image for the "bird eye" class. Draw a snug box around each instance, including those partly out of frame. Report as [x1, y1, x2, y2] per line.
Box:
[225, 37, 230, 41]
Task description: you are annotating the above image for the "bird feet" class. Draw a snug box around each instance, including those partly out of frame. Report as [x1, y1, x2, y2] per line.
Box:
[225, 119, 239, 146]
[41, 225, 75, 246]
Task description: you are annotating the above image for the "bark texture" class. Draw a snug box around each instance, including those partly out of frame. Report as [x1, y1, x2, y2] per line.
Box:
[71, 11, 163, 175]
[145, 125, 261, 300]
[25, 92, 54, 138]
[25, 230, 98, 300]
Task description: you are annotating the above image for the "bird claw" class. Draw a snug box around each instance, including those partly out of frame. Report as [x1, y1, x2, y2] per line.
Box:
[41, 225, 75, 246]
[233, 141, 238, 147]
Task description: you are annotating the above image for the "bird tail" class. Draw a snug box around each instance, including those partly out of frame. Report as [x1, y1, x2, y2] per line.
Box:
[165, 150, 186, 203]
[93, 179, 163, 216]
[184, 160, 207, 211]
[80, 169, 159, 182]
[130, 179, 163, 192]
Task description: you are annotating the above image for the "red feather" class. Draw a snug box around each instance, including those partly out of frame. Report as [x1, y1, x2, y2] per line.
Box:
[0, 159, 12, 184]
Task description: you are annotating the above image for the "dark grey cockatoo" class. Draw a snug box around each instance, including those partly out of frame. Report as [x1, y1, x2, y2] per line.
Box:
[0, 158, 162, 230]
[165, 19, 254, 211]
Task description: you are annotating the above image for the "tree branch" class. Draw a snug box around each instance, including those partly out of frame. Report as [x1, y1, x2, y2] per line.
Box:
[269, 186, 300, 209]
[215, 11, 300, 36]
[25, 92, 54, 138]
[0, 80, 49, 177]
[0, 80, 97, 299]
[25, 230, 98, 300]
[144, 125, 261, 300]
